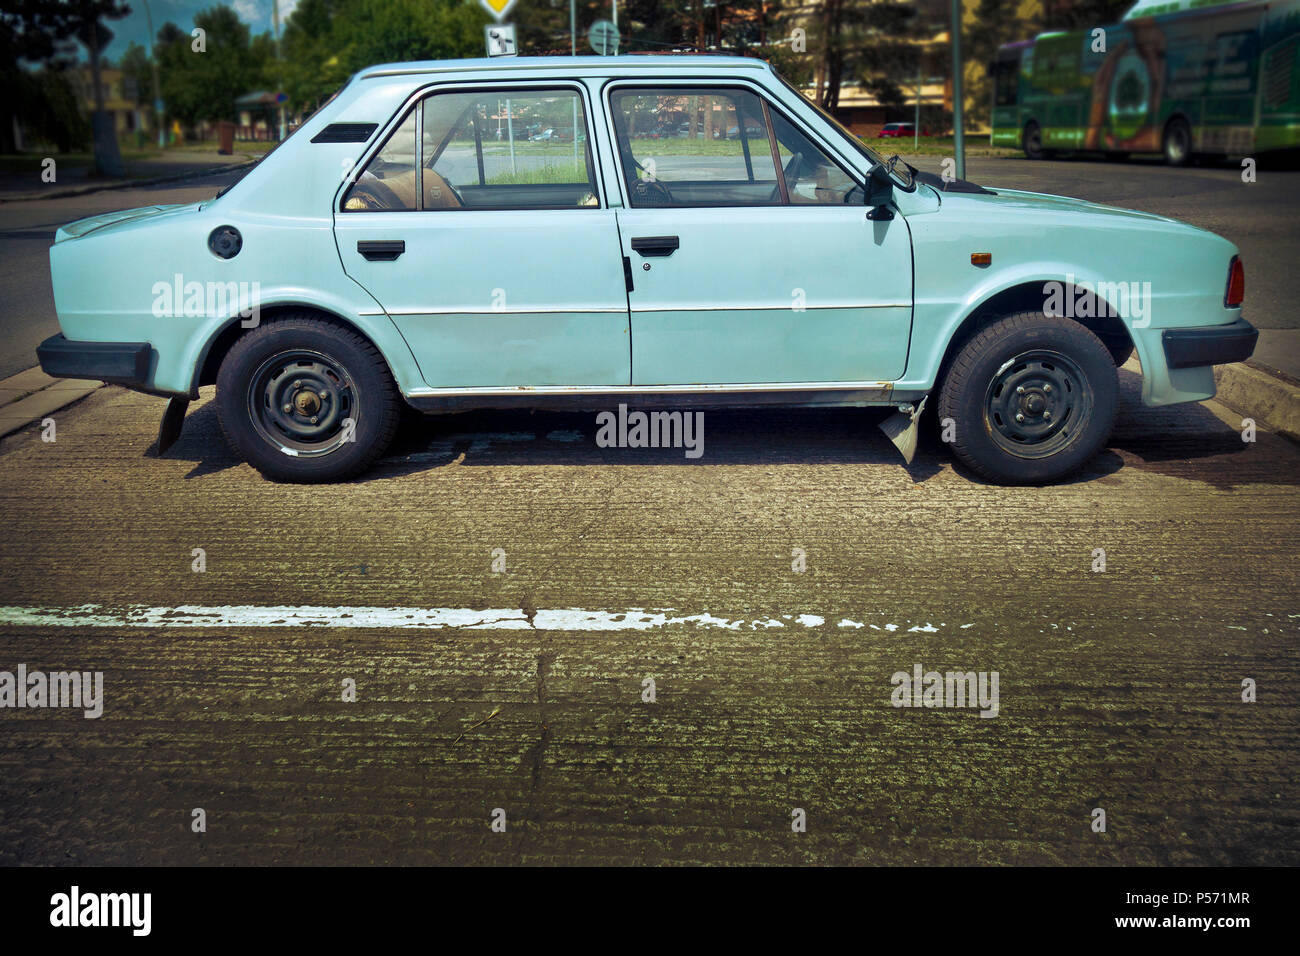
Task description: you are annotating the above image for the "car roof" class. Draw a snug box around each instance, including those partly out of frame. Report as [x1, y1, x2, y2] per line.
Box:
[357, 54, 772, 81]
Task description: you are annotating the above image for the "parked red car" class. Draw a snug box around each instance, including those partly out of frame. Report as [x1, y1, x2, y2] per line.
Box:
[878, 122, 927, 138]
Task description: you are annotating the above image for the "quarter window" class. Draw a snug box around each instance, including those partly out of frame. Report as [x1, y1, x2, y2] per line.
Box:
[343, 88, 599, 212]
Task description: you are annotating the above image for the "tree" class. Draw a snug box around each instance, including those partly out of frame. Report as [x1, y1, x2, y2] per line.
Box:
[1, 0, 85, 152]
[69, 0, 132, 176]
[117, 40, 151, 105]
[279, 0, 486, 114]
[964, 0, 1043, 128]
[157, 6, 270, 128]
[807, 0, 920, 113]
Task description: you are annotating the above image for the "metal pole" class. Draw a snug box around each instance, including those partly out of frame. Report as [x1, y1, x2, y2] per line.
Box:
[274, 0, 286, 141]
[950, 0, 965, 179]
[506, 97, 516, 173]
[142, 0, 165, 149]
[613, 0, 618, 30]
[570, 0, 576, 55]
[914, 58, 921, 151]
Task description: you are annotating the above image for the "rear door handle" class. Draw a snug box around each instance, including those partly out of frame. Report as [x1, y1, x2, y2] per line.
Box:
[357, 240, 405, 261]
[630, 235, 679, 257]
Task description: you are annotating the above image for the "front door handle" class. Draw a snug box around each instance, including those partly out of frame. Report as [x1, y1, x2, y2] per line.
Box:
[630, 235, 679, 257]
[358, 240, 405, 261]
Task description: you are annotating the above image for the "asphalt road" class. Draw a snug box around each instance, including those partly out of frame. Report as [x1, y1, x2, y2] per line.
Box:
[0, 155, 1297, 379]
[0, 370, 1296, 864]
[0, 154, 1297, 865]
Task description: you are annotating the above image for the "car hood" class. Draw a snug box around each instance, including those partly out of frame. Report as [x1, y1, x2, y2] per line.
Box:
[933, 183, 1191, 228]
[54, 201, 204, 243]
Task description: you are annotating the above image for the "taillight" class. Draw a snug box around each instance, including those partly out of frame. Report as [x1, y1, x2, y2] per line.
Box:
[1225, 256, 1245, 308]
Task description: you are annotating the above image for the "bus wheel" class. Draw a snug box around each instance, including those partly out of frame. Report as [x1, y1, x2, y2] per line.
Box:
[1023, 122, 1045, 160]
[1163, 118, 1193, 166]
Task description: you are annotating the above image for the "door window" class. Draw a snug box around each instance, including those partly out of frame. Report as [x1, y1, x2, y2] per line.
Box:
[610, 86, 859, 207]
[610, 88, 780, 207]
[343, 88, 599, 212]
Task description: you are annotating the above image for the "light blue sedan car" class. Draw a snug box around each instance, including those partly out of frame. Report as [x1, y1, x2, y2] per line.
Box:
[37, 55, 1256, 483]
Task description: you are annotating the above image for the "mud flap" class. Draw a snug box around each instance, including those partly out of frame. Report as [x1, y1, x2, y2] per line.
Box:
[155, 397, 190, 455]
[878, 396, 928, 465]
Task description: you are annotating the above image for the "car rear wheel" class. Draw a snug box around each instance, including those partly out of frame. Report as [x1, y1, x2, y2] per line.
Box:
[937, 313, 1118, 484]
[216, 316, 400, 482]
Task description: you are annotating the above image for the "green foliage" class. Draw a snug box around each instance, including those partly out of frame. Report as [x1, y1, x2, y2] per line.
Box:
[281, 0, 489, 112]
[158, 6, 271, 124]
[14, 67, 91, 151]
[117, 41, 152, 104]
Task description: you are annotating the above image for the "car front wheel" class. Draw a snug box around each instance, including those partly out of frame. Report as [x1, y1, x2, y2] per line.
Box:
[216, 316, 400, 482]
[937, 313, 1118, 484]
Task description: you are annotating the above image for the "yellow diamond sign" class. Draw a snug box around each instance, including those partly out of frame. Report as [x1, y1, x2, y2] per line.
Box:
[479, 0, 517, 21]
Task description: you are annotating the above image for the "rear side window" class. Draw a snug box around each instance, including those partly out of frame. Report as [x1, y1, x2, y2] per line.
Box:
[342, 87, 599, 212]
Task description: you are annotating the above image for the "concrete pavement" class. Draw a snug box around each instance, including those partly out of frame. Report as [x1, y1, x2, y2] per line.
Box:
[0, 370, 1295, 864]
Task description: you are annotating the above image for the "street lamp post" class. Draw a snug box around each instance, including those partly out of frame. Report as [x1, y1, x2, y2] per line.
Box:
[142, 0, 165, 149]
[274, 0, 287, 141]
[950, 0, 966, 180]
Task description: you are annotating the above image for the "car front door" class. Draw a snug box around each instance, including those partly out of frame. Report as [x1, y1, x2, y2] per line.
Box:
[334, 83, 630, 389]
[607, 84, 913, 387]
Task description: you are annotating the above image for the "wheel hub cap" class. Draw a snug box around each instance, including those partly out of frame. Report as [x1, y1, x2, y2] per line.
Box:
[247, 350, 357, 457]
[984, 350, 1092, 460]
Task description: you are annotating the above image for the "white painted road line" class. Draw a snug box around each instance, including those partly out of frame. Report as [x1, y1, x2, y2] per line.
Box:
[0, 605, 955, 632]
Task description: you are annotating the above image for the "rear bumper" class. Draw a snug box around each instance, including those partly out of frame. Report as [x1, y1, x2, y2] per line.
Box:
[1162, 318, 1258, 369]
[36, 334, 151, 387]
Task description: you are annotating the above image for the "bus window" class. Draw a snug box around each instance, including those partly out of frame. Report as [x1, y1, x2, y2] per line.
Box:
[994, 57, 1021, 107]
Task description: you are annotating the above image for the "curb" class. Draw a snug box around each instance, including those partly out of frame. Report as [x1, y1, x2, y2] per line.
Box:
[1213, 361, 1300, 442]
[0, 158, 258, 204]
[0, 367, 102, 439]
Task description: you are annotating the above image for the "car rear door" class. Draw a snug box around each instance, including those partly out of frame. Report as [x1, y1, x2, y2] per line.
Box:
[334, 82, 630, 389]
[606, 82, 913, 387]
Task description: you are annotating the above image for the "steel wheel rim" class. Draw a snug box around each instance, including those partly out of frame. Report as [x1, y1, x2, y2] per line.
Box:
[983, 349, 1092, 459]
[247, 349, 358, 458]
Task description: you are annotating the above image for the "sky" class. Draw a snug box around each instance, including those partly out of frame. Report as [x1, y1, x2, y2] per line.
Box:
[100, 0, 300, 63]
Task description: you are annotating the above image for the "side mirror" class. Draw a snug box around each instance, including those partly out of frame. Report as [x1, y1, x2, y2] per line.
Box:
[866, 163, 894, 220]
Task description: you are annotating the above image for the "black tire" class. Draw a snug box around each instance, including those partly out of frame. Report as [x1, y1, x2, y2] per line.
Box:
[937, 313, 1118, 484]
[1023, 121, 1045, 160]
[1162, 117, 1193, 167]
[1103, 338, 1134, 367]
[216, 315, 400, 482]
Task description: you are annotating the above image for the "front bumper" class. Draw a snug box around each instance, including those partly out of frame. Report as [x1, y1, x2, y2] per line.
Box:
[36, 334, 152, 387]
[1162, 318, 1258, 369]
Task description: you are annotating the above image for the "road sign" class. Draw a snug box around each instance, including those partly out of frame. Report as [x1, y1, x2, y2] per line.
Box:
[479, 0, 516, 22]
[485, 23, 517, 57]
[588, 19, 619, 55]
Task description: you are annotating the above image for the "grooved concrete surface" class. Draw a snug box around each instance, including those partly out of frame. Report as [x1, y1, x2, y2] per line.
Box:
[0, 372, 1295, 864]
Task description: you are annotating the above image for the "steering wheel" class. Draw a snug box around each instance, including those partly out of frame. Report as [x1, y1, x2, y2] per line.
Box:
[631, 178, 674, 206]
[423, 156, 467, 206]
[629, 155, 674, 205]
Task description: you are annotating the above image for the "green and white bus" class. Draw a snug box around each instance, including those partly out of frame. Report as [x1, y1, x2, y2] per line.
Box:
[990, 0, 1300, 163]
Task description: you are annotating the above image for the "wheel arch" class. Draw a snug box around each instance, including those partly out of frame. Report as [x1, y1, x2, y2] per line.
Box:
[933, 280, 1135, 392]
[190, 303, 419, 397]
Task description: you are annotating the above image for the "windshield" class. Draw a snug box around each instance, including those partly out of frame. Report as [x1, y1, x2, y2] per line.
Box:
[773, 72, 913, 190]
